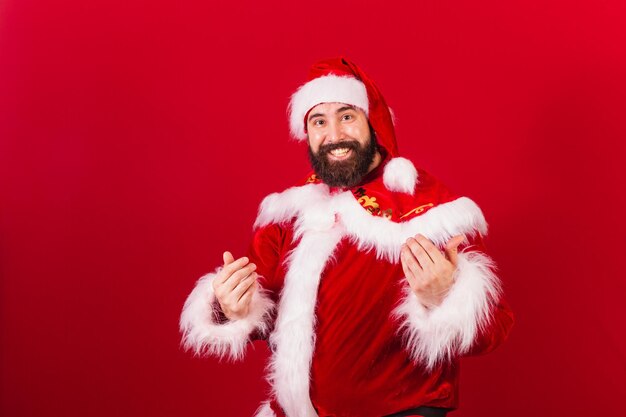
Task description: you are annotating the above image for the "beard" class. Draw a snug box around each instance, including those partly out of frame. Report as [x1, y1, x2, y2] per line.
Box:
[308, 133, 378, 188]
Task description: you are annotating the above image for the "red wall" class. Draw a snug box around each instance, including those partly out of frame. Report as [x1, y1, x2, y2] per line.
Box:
[1, 1, 625, 416]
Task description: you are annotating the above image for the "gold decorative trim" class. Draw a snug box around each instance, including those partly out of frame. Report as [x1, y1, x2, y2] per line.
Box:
[400, 203, 435, 219]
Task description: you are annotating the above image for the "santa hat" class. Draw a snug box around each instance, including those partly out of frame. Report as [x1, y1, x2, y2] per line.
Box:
[288, 57, 418, 194]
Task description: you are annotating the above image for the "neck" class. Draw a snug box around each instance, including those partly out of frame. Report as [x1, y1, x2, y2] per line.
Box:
[366, 151, 382, 174]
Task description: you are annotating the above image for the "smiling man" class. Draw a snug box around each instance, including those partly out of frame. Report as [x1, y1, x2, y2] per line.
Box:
[306, 103, 381, 188]
[180, 57, 514, 417]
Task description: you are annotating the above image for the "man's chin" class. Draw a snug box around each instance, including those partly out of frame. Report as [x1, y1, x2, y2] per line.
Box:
[323, 153, 357, 167]
[317, 167, 363, 188]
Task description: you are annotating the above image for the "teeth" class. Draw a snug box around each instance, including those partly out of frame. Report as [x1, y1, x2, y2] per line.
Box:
[330, 148, 349, 156]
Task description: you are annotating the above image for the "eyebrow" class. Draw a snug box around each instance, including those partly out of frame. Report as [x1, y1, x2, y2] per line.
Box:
[307, 105, 356, 122]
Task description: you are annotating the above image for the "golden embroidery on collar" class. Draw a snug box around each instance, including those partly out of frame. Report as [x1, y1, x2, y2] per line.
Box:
[400, 203, 435, 219]
[305, 174, 320, 183]
[353, 188, 393, 219]
[358, 195, 379, 210]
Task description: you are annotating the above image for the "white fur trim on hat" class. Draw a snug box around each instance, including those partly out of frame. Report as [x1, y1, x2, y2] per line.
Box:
[179, 269, 275, 361]
[383, 157, 419, 195]
[288, 74, 369, 140]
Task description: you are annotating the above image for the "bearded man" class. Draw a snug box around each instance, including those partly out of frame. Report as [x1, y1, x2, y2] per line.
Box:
[180, 57, 514, 417]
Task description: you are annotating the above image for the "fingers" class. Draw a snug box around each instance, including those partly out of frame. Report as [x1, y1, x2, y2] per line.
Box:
[211, 251, 260, 320]
[237, 280, 258, 305]
[222, 262, 257, 292]
[401, 234, 460, 309]
[236, 282, 257, 311]
[216, 256, 252, 285]
[400, 245, 422, 289]
[414, 234, 447, 263]
[444, 235, 465, 266]
[231, 272, 258, 301]
[222, 277, 258, 320]
[405, 236, 435, 270]
[406, 234, 463, 266]
[223, 251, 235, 266]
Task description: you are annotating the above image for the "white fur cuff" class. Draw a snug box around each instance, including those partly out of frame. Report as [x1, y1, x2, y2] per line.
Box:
[253, 401, 277, 417]
[179, 269, 275, 361]
[393, 251, 502, 369]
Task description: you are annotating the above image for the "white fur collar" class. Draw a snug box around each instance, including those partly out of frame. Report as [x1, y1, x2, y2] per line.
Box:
[255, 183, 487, 263]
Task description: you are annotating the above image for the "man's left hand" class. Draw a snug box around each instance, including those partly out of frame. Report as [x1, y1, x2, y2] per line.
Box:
[400, 234, 466, 309]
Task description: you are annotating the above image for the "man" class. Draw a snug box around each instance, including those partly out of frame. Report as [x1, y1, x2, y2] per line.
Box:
[180, 57, 514, 417]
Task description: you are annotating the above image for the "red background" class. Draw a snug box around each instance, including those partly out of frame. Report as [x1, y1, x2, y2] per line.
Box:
[1, 1, 625, 416]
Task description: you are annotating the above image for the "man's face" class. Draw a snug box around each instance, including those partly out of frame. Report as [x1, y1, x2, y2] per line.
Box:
[306, 102, 378, 188]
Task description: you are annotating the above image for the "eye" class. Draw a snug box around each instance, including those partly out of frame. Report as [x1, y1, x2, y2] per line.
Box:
[341, 113, 353, 121]
[313, 119, 325, 126]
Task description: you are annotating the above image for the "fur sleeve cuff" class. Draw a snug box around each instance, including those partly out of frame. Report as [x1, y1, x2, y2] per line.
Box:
[393, 250, 502, 369]
[179, 269, 275, 361]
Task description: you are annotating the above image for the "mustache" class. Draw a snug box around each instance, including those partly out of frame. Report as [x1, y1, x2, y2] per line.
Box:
[318, 140, 361, 155]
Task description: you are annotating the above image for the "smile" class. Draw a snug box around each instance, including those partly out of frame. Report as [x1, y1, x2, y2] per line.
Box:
[328, 147, 353, 160]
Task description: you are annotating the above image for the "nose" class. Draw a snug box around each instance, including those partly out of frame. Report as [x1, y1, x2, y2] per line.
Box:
[326, 119, 344, 143]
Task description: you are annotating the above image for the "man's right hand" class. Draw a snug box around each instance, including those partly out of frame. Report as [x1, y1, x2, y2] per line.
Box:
[212, 251, 258, 321]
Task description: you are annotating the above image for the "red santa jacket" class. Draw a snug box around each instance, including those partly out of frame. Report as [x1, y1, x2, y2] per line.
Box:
[180, 154, 514, 417]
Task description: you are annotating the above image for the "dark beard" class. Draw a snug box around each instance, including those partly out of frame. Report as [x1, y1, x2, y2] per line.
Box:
[308, 135, 378, 188]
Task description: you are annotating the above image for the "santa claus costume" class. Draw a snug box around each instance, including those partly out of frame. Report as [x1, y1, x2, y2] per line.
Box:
[180, 57, 514, 417]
